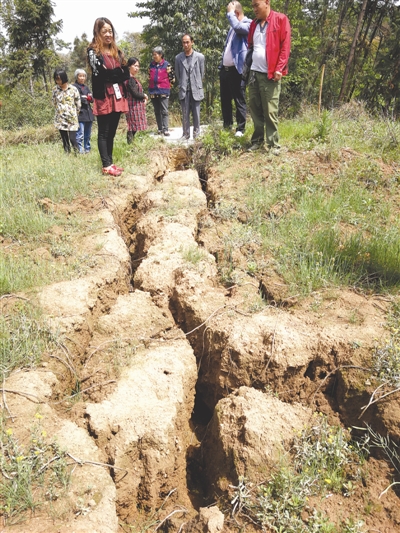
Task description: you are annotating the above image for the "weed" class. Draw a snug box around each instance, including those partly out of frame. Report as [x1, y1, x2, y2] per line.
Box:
[181, 245, 208, 266]
[230, 416, 369, 533]
[315, 110, 332, 142]
[0, 302, 56, 382]
[0, 416, 70, 525]
[210, 202, 238, 221]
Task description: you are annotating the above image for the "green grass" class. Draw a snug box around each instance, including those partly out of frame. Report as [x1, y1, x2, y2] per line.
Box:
[280, 103, 400, 161]
[0, 416, 70, 525]
[0, 129, 161, 296]
[1, 143, 109, 239]
[205, 108, 400, 295]
[0, 301, 56, 382]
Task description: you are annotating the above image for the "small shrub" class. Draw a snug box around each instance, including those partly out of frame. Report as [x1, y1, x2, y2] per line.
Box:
[230, 416, 369, 533]
[0, 416, 71, 525]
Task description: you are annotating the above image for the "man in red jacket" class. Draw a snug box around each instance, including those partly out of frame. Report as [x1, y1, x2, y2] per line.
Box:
[247, 0, 291, 154]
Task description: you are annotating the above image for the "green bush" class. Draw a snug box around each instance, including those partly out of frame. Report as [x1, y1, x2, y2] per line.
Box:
[1, 89, 54, 130]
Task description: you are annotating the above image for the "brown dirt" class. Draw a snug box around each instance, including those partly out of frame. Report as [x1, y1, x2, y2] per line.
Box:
[2, 146, 400, 532]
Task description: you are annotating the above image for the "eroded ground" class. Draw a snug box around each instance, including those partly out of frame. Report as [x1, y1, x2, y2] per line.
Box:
[2, 145, 400, 532]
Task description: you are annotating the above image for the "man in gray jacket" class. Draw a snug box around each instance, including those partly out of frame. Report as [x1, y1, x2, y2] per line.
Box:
[175, 34, 205, 140]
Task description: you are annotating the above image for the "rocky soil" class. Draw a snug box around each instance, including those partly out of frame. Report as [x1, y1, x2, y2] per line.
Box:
[2, 146, 400, 532]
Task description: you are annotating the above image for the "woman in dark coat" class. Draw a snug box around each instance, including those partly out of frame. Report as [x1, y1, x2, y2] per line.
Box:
[73, 69, 94, 153]
[125, 57, 148, 143]
[87, 17, 129, 176]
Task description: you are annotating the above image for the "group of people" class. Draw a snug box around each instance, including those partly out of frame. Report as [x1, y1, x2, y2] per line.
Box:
[52, 0, 291, 176]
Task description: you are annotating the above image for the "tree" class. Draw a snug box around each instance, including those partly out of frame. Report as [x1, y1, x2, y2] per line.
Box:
[0, 0, 62, 89]
[118, 31, 145, 62]
[69, 33, 90, 74]
[129, 0, 226, 112]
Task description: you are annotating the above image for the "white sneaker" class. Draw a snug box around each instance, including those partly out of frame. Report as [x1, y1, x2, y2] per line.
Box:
[235, 131, 244, 137]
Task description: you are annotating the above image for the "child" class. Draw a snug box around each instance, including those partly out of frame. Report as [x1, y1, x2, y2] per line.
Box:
[52, 69, 81, 153]
[73, 69, 94, 153]
[125, 57, 148, 143]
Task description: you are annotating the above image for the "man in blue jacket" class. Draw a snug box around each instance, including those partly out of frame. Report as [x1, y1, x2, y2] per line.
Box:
[219, 1, 251, 137]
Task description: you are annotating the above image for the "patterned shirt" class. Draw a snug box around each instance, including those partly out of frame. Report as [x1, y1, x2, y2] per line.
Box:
[52, 84, 81, 131]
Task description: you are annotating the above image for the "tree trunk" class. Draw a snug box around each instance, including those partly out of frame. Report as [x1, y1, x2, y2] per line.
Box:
[338, 0, 369, 102]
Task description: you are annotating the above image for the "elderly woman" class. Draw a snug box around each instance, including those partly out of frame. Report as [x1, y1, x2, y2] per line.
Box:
[148, 46, 175, 136]
[73, 69, 94, 154]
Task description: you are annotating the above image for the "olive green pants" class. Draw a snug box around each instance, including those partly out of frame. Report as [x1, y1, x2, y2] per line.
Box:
[248, 71, 281, 148]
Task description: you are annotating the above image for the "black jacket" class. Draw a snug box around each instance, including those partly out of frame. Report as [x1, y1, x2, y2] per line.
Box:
[72, 83, 94, 122]
[87, 48, 129, 100]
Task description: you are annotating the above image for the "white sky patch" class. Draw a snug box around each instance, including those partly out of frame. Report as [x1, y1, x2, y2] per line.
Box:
[52, 0, 147, 45]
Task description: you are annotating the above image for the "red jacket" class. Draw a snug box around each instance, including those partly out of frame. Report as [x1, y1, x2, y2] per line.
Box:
[248, 10, 291, 79]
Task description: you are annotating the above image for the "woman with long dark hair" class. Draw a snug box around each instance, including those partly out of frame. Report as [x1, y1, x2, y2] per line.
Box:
[87, 17, 129, 176]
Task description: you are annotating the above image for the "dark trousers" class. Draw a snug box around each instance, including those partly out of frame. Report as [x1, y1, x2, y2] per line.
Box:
[219, 67, 247, 132]
[180, 91, 200, 138]
[151, 97, 169, 133]
[59, 130, 79, 153]
[96, 112, 121, 168]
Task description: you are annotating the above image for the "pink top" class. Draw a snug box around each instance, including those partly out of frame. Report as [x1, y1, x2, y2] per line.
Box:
[93, 54, 128, 115]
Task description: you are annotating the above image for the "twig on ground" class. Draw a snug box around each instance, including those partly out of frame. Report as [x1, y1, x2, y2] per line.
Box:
[155, 507, 188, 531]
[0, 388, 40, 403]
[49, 353, 77, 378]
[309, 365, 370, 404]
[50, 380, 116, 405]
[184, 304, 227, 337]
[66, 452, 128, 472]
[360, 385, 400, 419]
[0, 294, 30, 301]
[2, 376, 15, 421]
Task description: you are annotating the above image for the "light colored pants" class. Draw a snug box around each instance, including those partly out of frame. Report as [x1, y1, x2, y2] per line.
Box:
[248, 72, 281, 148]
[180, 91, 201, 138]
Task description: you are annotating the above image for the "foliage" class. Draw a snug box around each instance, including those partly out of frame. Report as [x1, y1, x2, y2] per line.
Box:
[230, 415, 369, 533]
[118, 32, 145, 64]
[0, 416, 70, 525]
[0, 0, 62, 89]
[0, 83, 54, 129]
[68, 33, 90, 76]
